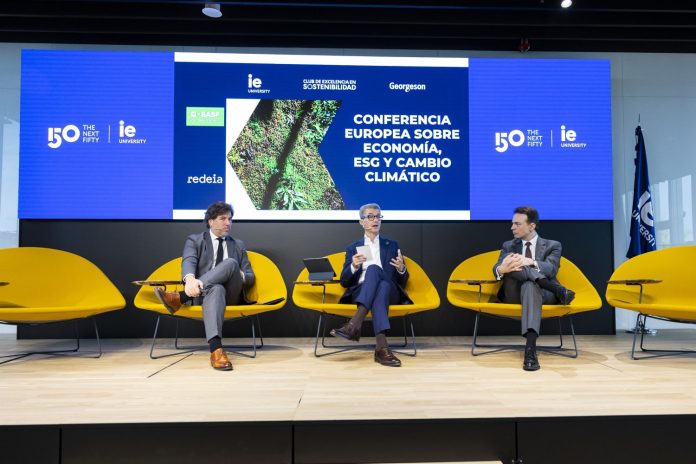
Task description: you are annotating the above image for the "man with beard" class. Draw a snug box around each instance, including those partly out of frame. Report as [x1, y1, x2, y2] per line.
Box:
[154, 201, 254, 371]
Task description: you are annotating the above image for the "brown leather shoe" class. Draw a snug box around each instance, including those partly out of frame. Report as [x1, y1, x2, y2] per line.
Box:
[154, 287, 182, 314]
[210, 348, 233, 371]
[330, 322, 361, 342]
[374, 347, 401, 367]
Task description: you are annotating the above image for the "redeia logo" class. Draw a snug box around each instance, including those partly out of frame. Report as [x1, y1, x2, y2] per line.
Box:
[48, 125, 80, 149]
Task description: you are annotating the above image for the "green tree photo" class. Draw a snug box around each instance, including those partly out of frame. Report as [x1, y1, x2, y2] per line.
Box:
[228, 99, 345, 210]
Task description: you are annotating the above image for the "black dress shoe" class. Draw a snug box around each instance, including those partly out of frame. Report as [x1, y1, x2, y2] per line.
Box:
[330, 322, 361, 342]
[374, 347, 401, 367]
[558, 288, 576, 306]
[523, 349, 540, 371]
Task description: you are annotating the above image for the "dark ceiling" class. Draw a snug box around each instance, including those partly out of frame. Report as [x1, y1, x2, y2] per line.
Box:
[2, 0, 696, 53]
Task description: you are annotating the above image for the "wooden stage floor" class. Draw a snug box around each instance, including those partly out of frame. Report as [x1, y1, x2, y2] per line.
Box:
[2, 331, 696, 427]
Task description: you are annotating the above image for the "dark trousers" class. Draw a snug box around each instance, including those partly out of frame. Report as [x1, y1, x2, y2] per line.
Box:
[501, 266, 557, 335]
[349, 265, 400, 334]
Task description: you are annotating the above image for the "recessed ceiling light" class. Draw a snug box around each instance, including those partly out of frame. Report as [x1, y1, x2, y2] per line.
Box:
[202, 3, 222, 18]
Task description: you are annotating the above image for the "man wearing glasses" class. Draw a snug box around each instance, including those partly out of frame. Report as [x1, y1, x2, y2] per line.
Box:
[330, 203, 412, 367]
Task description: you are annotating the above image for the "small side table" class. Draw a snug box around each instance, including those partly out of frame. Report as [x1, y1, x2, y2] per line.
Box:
[449, 279, 498, 303]
[294, 280, 341, 304]
[132, 280, 182, 290]
[607, 278, 662, 334]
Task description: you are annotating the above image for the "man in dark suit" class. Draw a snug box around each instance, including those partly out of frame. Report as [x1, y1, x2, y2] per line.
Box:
[493, 206, 575, 372]
[154, 201, 254, 371]
[330, 203, 412, 367]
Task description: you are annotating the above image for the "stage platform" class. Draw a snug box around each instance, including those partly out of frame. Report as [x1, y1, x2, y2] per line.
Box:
[2, 332, 696, 463]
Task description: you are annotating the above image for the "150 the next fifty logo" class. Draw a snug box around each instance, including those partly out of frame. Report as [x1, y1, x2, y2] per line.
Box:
[47, 124, 81, 149]
[494, 125, 583, 153]
[47, 121, 146, 149]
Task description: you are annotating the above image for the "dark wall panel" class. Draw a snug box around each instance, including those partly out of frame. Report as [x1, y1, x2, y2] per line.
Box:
[518, 415, 696, 464]
[0, 426, 60, 464]
[18, 220, 614, 338]
[294, 419, 515, 463]
[62, 422, 292, 464]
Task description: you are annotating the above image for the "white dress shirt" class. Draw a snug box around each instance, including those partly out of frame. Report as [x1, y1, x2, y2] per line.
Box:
[496, 233, 539, 280]
[524, 234, 539, 262]
[210, 230, 228, 269]
[352, 235, 382, 284]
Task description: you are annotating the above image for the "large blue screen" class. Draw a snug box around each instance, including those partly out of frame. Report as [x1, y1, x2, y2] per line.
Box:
[20, 50, 173, 219]
[469, 58, 612, 220]
[18, 51, 611, 220]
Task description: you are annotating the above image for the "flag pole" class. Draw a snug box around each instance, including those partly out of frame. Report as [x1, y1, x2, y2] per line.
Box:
[625, 120, 658, 335]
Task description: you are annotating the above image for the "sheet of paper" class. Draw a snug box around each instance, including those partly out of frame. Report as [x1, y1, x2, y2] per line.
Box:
[355, 245, 373, 261]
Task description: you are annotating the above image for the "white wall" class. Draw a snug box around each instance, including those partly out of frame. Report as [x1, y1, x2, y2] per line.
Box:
[611, 53, 696, 329]
[0, 44, 21, 334]
[0, 44, 694, 334]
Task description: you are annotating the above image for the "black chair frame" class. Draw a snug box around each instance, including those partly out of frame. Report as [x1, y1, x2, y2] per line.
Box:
[148, 313, 264, 360]
[0, 318, 102, 366]
[313, 312, 417, 358]
[470, 311, 578, 358]
[631, 313, 696, 360]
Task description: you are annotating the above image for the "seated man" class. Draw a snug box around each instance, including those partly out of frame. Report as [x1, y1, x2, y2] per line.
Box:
[154, 201, 255, 371]
[330, 203, 412, 367]
[494, 206, 575, 372]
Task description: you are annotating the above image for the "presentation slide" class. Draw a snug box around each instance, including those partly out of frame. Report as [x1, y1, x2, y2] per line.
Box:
[18, 50, 611, 220]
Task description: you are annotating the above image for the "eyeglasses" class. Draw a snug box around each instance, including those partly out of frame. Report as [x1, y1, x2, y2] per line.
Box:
[361, 214, 383, 221]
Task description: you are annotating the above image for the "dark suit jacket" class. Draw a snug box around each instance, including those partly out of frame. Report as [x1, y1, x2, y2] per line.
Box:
[338, 236, 412, 305]
[493, 236, 562, 299]
[181, 230, 255, 302]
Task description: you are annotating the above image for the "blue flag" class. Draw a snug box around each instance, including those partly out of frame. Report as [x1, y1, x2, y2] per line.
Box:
[627, 125, 657, 258]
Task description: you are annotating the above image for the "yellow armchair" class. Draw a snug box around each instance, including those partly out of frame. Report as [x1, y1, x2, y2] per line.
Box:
[447, 250, 601, 356]
[134, 251, 286, 358]
[606, 245, 696, 359]
[0, 247, 125, 364]
[292, 252, 440, 356]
